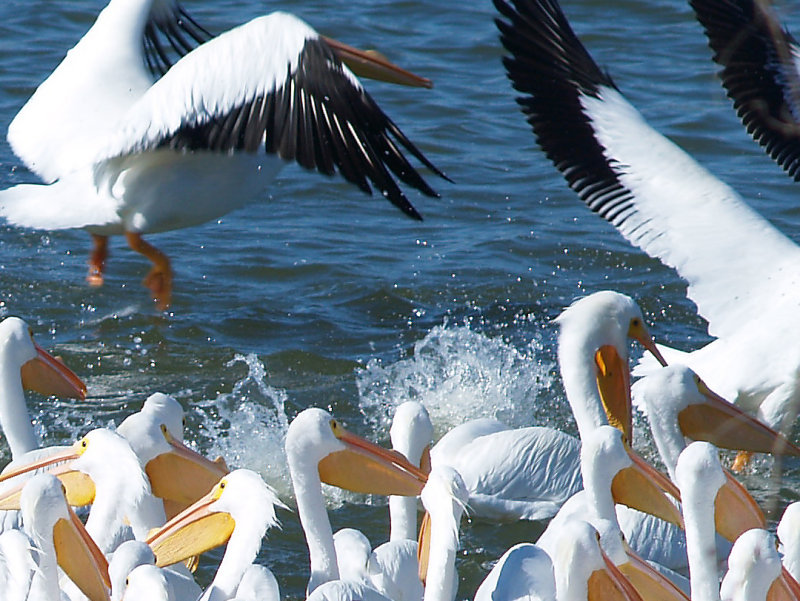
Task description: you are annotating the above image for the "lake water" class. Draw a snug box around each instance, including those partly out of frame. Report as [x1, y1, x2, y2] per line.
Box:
[0, 0, 799, 597]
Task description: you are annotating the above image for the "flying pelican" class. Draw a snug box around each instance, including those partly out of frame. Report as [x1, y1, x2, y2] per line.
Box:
[494, 0, 800, 436]
[675, 442, 800, 601]
[0, 316, 87, 462]
[8, 473, 111, 601]
[689, 0, 800, 183]
[536, 426, 687, 601]
[284, 407, 427, 596]
[146, 469, 284, 601]
[428, 290, 667, 522]
[0, 0, 448, 309]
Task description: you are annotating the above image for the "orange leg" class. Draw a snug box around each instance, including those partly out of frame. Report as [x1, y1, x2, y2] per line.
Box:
[87, 234, 109, 287]
[125, 232, 173, 310]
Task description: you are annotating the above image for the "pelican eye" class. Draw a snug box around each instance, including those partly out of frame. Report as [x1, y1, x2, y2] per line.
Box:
[160, 424, 168, 434]
[80, 438, 88, 448]
[330, 419, 339, 432]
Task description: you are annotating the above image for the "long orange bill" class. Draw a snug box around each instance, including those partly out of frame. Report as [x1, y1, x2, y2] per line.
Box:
[611, 444, 683, 528]
[54, 504, 111, 601]
[714, 470, 766, 542]
[21, 342, 87, 399]
[146, 481, 234, 568]
[595, 345, 633, 444]
[145, 426, 230, 514]
[318, 422, 428, 497]
[322, 36, 433, 88]
[678, 381, 800, 457]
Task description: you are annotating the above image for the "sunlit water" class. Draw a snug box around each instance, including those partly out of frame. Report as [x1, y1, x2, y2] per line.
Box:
[1, 0, 800, 597]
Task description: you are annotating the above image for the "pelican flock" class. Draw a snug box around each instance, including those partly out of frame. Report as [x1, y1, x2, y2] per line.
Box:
[1, 0, 800, 598]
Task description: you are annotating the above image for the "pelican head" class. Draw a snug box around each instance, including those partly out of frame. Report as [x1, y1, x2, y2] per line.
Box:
[21, 473, 111, 601]
[0, 315, 86, 399]
[116, 392, 229, 514]
[582, 425, 682, 528]
[556, 291, 666, 443]
[285, 407, 427, 497]
[720, 529, 782, 601]
[634, 364, 800, 480]
[553, 520, 643, 601]
[146, 468, 284, 568]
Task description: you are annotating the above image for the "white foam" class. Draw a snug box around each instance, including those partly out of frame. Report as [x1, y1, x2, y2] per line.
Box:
[355, 321, 557, 443]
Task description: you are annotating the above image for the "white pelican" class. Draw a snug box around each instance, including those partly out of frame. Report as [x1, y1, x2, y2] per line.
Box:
[632, 365, 800, 483]
[0, 427, 218, 555]
[689, 0, 800, 183]
[109, 540, 201, 601]
[0, 316, 87, 461]
[720, 529, 784, 601]
[494, 0, 800, 434]
[0, 0, 448, 309]
[536, 426, 687, 601]
[428, 290, 667, 522]
[146, 469, 285, 601]
[778, 502, 800, 584]
[617, 365, 792, 574]
[331, 528, 422, 601]
[418, 465, 650, 601]
[122, 564, 175, 601]
[473, 543, 556, 601]
[284, 407, 427, 596]
[115, 392, 229, 517]
[675, 442, 800, 601]
[231, 565, 280, 601]
[388, 400, 433, 541]
[12, 473, 111, 601]
[554, 520, 644, 601]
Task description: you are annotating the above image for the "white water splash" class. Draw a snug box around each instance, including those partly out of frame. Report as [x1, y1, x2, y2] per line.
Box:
[193, 353, 293, 499]
[355, 321, 557, 443]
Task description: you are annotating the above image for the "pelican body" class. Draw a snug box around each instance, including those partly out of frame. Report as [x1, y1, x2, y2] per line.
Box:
[1, 0, 447, 308]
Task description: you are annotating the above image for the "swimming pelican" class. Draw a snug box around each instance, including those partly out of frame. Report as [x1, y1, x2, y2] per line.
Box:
[109, 540, 201, 601]
[676, 442, 800, 601]
[721, 529, 785, 601]
[689, 0, 800, 183]
[552, 520, 644, 601]
[11, 473, 111, 601]
[284, 407, 427, 596]
[0, 0, 448, 309]
[474, 523, 644, 601]
[616, 365, 787, 574]
[146, 469, 284, 601]
[115, 392, 229, 517]
[0, 316, 87, 462]
[122, 564, 175, 601]
[778, 502, 800, 584]
[494, 0, 800, 435]
[536, 426, 687, 601]
[428, 290, 667, 522]
[473, 543, 556, 601]
[632, 365, 800, 483]
[0, 427, 212, 555]
[388, 400, 433, 541]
